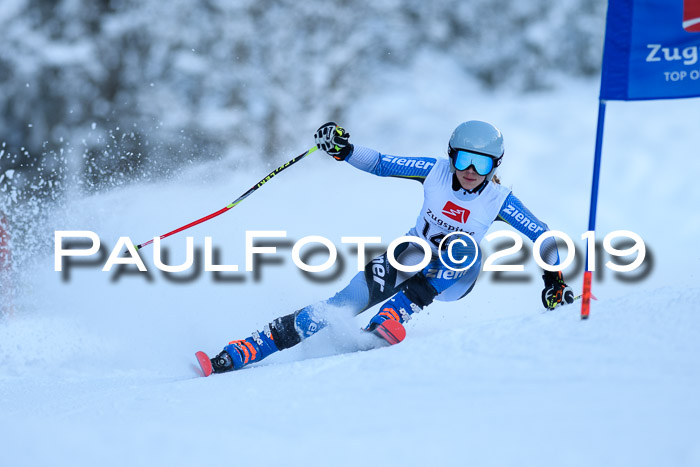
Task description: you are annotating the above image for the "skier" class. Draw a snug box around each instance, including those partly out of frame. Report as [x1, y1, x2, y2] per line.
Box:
[202, 121, 575, 374]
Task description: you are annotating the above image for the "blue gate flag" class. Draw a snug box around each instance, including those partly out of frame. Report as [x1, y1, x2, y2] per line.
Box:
[600, 0, 700, 100]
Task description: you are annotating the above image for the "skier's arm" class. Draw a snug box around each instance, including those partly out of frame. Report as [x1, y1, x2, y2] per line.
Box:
[496, 193, 574, 309]
[346, 146, 437, 183]
[314, 122, 436, 182]
[496, 192, 559, 266]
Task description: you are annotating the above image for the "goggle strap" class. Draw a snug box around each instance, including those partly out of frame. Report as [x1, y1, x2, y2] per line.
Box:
[449, 145, 504, 159]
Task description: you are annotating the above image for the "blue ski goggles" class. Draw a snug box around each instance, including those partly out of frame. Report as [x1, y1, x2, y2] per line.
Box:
[449, 148, 499, 175]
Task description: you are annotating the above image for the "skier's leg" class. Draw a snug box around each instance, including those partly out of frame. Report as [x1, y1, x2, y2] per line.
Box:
[211, 254, 405, 373]
[211, 272, 367, 372]
[275, 270, 373, 343]
[365, 249, 483, 331]
[365, 270, 440, 330]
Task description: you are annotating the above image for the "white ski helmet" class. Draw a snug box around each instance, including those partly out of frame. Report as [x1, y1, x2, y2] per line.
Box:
[448, 121, 504, 180]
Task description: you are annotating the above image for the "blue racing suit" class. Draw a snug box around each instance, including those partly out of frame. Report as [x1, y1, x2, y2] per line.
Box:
[222, 146, 560, 369]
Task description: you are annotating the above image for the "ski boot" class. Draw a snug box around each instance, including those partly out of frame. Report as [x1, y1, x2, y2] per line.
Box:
[210, 349, 235, 373]
[365, 293, 421, 345]
[212, 327, 279, 374]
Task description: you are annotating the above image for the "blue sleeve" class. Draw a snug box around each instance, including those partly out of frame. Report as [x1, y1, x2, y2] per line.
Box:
[345, 145, 437, 183]
[497, 193, 560, 266]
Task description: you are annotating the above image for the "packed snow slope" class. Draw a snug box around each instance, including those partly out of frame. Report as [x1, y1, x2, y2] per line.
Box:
[2, 71, 700, 466]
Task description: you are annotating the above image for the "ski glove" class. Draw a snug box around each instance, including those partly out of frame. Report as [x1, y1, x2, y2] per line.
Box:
[314, 122, 353, 161]
[541, 270, 575, 309]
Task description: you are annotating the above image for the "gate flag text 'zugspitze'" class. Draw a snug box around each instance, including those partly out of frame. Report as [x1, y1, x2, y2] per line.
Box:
[600, 0, 700, 100]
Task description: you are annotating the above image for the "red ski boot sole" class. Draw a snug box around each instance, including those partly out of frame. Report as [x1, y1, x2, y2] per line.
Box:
[374, 320, 406, 345]
[195, 351, 213, 377]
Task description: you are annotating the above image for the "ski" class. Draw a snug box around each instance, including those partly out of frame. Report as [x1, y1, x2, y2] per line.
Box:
[195, 351, 213, 377]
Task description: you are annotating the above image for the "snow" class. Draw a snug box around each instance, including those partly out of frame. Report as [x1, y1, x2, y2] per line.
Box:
[2, 70, 700, 465]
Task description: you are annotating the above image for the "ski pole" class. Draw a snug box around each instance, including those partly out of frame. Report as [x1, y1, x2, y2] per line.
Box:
[133, 146, 318, 250]
[549, 292, 597, 310]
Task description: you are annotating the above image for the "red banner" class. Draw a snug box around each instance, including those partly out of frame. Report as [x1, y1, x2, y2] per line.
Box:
[685, 0, 700, 32]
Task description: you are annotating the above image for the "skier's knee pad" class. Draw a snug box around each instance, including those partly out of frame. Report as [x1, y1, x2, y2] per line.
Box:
[269, 311, 302, 350]
[402, 273, 438, 309]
